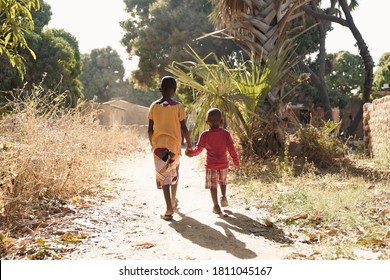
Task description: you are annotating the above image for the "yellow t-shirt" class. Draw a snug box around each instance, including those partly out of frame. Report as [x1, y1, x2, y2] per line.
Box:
[148, 101, 186, 155]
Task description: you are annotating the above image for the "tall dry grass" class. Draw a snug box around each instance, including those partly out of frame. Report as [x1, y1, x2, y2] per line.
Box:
[0, 87, 141, 226]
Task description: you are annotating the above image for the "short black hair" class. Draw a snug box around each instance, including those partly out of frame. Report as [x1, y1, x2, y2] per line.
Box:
[206, 108, 222, 119]
[159, 76, 177, 91]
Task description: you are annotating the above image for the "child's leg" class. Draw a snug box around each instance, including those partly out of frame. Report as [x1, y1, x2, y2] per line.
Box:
[171, 164, 179, 209]
[219, 169, 229, 207]
[162, 185, 174, 219]
[210, 188, 218, 206]
[220, 184, 229, 207]
[154, 149, 178, 220]
[210, 188, 221, 214]
[171, 182, 178, 209]
[220, 184, 227, 197]
[206, 168, 221, 214]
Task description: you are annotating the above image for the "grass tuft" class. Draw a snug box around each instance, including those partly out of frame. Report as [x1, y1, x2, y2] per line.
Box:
[0, 86, 141, 226]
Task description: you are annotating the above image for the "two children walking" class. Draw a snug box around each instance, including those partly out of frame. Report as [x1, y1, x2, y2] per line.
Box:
[148, 76, 239, 221]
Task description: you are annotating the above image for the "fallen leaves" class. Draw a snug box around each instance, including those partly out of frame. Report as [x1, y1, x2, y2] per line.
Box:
[285, 212, 308, 222]
[326, 228, 339, 237]
[289, 250, 321, 260]
[134, 242, 155, 249]
[71, 197, 91, 208]
[58, 233, 82, 243]
[35, 237, 46, 246]
[28, 248, 62, 260]
[0, 213, 92, 260]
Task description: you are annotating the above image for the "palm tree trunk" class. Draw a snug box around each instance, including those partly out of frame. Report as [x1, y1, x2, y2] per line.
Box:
[210, 0, 310, 156]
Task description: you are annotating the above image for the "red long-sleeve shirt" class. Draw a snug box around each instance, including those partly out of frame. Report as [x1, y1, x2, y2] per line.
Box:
[192, 128, 239, 170]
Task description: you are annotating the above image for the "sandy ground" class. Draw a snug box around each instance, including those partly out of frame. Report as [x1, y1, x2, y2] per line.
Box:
[66, 149, 302, 260]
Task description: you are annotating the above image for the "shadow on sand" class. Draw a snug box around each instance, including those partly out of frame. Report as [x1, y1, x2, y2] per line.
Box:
[169, 210, 257, 259]
[217, 210, 293, 245]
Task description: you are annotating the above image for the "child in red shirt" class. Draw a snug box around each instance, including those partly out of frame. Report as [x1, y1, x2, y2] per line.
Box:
[186, 108, 239, 214]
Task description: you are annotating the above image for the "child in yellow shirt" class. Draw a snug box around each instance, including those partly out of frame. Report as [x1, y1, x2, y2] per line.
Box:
[148, 76, 192, 221]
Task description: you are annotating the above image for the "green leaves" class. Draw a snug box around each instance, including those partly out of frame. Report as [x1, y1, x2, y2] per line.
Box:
[80, 47, 125, 102]
[167, 39, 302, 149]
[326, 51, 365, 108]
[167, 47, 246, 137]
[373, 52, 390, 91]
[0, 0, 40, 78]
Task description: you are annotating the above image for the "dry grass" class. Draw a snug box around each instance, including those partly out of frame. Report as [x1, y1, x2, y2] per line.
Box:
[233, 144, 390, 259]
[292, 121, 348, 169]
[0, 88, 141, 228]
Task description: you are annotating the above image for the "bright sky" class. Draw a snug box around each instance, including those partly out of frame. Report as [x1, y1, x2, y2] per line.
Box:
[44, 0, 135, 75]
[325, 0, 389, 65]
[44, 0, 389, 77]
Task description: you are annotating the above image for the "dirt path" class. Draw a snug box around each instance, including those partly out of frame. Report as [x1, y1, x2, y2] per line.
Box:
[66, 149, 302, 260]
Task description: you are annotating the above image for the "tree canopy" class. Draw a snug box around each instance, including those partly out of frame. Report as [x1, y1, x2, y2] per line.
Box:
[326, 51, 364, 108]
[0, 1, 83, 107]
[294, 51, 365, 110]
[80, 46, 125, 102]
[121, 0, 240, 88]
[373, 52, 390, 90]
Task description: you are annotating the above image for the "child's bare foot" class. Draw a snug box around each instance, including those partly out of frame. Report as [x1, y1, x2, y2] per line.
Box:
[160, 210, 174, 221]
[213, 205, 222, 214]
[160, 214, 173, 221]
[220, 196, 229, 207]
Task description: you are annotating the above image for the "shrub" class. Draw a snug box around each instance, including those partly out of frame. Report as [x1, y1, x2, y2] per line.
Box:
[294, 121, 347, 168]
[0, 86, 140, 225]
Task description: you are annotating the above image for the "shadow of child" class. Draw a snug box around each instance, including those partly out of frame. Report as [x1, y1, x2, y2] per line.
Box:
[215, 210, 293, 245]
[169, 210, 257, 259]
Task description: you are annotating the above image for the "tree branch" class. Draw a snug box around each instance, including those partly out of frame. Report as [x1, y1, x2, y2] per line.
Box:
[301, 5, 348, 27]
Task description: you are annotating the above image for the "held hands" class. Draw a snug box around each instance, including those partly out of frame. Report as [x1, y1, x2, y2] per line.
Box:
[185, 147, 193, 157]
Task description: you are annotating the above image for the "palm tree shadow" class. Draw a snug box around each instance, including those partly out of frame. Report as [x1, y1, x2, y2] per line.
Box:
[217, 210, 293, 244]
[169, 210, 257, 259]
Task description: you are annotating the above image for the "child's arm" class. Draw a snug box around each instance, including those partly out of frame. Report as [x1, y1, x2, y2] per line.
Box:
[228, 143, 240, 168]
[180, 120, 192, 152]
[148, 119, 154, 147]
[191, 133, 205, 157]
[226, 134, 239, 168]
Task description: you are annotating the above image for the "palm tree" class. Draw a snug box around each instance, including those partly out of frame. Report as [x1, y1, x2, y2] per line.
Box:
[211, 0, 373, 136]
[210, 0, 309, 60]
[206, 0, 309, 156]
[167, 43, 303, 158]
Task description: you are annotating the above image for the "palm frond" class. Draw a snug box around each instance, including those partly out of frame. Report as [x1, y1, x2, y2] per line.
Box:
[166, 37, 304, 150]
